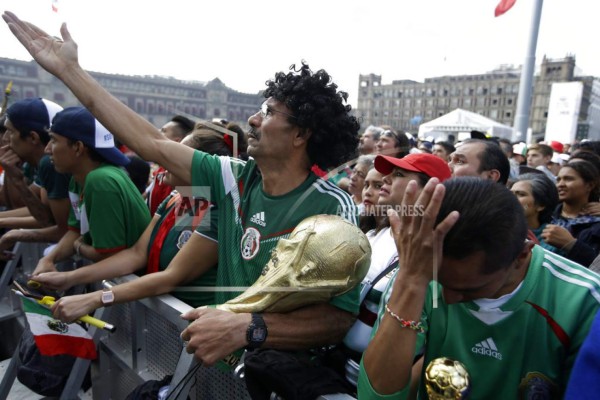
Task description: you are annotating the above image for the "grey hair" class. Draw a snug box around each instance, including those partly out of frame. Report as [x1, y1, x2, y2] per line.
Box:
[355, 154, 376, 170]
[364, 125, 384, 141]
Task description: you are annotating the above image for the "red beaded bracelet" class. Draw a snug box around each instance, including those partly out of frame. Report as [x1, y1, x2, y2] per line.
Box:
[385, 304, 425, 333]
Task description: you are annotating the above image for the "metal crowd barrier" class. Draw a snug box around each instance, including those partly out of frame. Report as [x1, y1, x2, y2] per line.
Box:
[92, 274, 252, 400]
[0, 242, 51, 322]
[93, 275, 356, 399]
[0, 247, 357, 400]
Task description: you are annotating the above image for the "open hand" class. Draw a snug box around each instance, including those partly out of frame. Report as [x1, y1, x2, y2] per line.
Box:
[388, 178, 459, 285]
[2, 11, 79, 78]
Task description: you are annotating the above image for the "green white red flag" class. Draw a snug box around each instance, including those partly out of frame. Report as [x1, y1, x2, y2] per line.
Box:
[21, 298, 97, 360]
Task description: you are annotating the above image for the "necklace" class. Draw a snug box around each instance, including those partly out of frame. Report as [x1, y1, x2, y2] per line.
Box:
[561, 210, 580, 219]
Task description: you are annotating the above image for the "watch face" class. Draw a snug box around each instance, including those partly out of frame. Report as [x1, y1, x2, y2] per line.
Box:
[102, 290, 114, 305]
[250, 326, 267, 342]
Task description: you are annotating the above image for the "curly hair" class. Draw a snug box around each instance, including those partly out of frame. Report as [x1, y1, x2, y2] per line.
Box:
[263, 62, 360, 170]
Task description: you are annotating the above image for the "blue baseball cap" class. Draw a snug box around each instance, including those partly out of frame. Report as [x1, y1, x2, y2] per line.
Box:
[6, 98, 63, 134]
[50, 107, 130, 167]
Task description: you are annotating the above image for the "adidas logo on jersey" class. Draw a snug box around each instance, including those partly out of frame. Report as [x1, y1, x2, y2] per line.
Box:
[250, 211, 266, 227]
[471, 337, 502, 360]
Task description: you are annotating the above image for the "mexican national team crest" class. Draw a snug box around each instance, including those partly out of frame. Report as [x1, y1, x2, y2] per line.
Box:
[177, 230, 193, 250]
[241, 227, 261, 260]
[518, 372, 558, 399]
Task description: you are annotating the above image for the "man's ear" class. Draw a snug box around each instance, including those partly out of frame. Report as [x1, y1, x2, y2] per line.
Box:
[486, 169, 501, 183]
[294, 128, 312, 146]
[29, 131, 41, 145]
[74, 140, 86, 156]
[516, 240, 535, 269]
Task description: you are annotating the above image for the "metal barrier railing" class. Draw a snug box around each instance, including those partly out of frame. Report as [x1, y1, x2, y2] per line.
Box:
[93, 275, 252, 400]
[0, 247, 357, 400]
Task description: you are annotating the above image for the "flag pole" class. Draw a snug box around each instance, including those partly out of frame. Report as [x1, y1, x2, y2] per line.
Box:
[512, 0, 544, 143]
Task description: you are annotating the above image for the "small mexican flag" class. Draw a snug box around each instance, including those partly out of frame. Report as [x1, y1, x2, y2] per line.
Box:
[22, 298, 97, 360]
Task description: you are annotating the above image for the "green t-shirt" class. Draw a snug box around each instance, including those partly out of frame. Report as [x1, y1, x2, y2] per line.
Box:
[67, 164, 150, 253]
[33, 155, 71, 199]
[190, 151, 360, 312]
[147, 191, 218, 307]
[358, 246, 600, 399]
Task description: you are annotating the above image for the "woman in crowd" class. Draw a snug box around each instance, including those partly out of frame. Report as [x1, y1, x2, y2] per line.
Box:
[543, 160, 600, 267]
[341, 153, 451, 390]
[32, 125, 246, 321]
[511, 173, 559, 253]
[348, 155, 375, 214]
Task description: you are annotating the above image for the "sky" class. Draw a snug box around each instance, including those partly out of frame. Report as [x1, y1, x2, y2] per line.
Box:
[1, 0, 598, 109]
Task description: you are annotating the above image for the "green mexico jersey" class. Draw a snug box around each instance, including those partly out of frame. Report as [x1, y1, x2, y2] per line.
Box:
[68, 164, 150, 253]
[146, 191, 218, 307]
[191, 151, 360, 311]
[358, 245, 600, 399]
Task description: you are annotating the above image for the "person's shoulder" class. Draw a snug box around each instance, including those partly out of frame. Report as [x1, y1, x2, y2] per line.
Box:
[534, 246, 600, 298]
[38, 154, 53, 169]
[85, 164, 130, 188]
[310, 176, 355, 207]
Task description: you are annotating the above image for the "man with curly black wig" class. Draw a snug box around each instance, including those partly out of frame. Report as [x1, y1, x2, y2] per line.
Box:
[3, 12, 363, 384]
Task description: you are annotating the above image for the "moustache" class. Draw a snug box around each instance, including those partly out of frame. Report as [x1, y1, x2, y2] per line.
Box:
[248, 128, 260, 139]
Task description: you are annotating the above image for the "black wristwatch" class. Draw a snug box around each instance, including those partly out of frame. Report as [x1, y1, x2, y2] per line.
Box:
[246, 313, 268, 349]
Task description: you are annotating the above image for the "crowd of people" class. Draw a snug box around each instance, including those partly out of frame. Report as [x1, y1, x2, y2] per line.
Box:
[2, 10, 600, 400]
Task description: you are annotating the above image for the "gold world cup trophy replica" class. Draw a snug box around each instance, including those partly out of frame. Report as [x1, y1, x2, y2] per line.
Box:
[425, 357, 471, 399]
[217, 214, 372, 313]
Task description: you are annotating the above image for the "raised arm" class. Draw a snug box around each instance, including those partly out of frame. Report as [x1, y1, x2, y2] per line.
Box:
[2, 12, 195, 183]
[360, 179, 458, 396]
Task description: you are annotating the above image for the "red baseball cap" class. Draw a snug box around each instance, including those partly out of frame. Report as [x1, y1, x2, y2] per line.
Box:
[549, 140, 564, 153]
[374, 153, 452, 182]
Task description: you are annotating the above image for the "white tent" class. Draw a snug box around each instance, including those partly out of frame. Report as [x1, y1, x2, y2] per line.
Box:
[418, 108, 514, 142]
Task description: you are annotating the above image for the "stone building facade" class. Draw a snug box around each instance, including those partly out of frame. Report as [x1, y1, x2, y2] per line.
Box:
[356, 56, 599, 141]
[0, 57, 263, 128]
